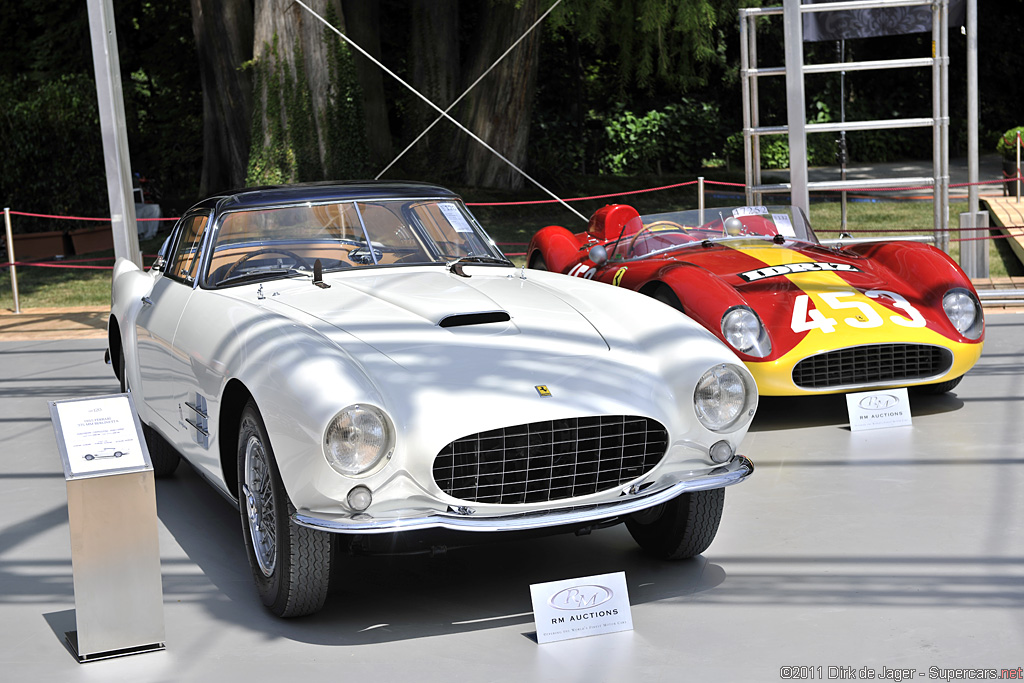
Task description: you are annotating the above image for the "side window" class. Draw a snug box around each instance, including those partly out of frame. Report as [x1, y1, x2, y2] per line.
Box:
[166, 214, 210, 284]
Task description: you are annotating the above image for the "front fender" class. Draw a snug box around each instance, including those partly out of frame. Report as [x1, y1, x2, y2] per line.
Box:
[527, 225, 586, 274]
[109, 258, 159, 405]
[214, 302, 392, 511]
[654, 263, 751, 336]
[843, 240, 980, 301]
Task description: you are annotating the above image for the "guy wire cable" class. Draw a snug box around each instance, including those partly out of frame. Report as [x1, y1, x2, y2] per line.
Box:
[294, 0, 587, 223]
[375, 0, 564, 181]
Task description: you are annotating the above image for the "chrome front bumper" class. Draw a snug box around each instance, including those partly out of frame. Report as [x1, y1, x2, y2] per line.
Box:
[292, 454, 753, 535]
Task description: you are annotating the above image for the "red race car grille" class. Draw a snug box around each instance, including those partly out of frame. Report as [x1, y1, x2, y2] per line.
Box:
[433, 416, 668, 505]
[792, 343, 953, 389]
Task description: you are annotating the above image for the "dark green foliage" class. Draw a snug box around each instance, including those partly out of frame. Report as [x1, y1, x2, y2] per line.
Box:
[997, 127, 1024, 160]
[247, 36, 300, 186]
[246, 12, 368, 187]
[0, 75, 106, 231]
[285, 38, 322, 183]
[598, 100, 722, 174]
[0, 0, 201, 223]
[322, 5, 369, 180]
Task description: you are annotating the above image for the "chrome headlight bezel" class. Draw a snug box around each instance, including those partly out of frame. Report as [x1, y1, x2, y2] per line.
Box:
[721, 305, 772, 358]
[942, 287, 983, 340]
[694, 363, 756, 433]
[323, 404, 395, 477]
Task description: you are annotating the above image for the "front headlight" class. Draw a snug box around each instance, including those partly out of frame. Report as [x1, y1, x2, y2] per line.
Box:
[324, 404, 395, 476]
[942, 288, 983, 340]
[694, 364, 753, 432]
[721, 306, 771, 358]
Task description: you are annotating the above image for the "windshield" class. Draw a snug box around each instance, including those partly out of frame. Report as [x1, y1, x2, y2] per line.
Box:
[204, 198, 506, 287]
[608, 205, 818, 261]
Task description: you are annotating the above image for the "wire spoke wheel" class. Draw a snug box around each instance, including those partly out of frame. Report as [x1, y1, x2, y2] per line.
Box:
[237, 400, 334, 617]
[243, 433, 277, 577]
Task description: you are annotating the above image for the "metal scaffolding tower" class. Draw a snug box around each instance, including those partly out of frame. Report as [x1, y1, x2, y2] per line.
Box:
[739, 0, 950, 251]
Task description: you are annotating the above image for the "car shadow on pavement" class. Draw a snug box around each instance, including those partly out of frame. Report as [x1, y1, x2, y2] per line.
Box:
[155, 462, 728, 645]
[750, 391, 964, 432]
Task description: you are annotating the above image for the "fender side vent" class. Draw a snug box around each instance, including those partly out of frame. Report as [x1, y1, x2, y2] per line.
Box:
[438, 311, 511, 328]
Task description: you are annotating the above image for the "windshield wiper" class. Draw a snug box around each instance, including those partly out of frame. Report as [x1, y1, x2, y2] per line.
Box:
[445, 255, 512, 278]
[216, 267, 309, 288]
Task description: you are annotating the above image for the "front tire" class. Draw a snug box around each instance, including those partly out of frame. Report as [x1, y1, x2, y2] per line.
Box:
[237, 401, 333, 618]
[626, 488, 725, 559]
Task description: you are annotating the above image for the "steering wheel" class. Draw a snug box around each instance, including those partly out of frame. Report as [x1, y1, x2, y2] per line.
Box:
[223, 248, 312, 280]
[627, 220, 687, 258]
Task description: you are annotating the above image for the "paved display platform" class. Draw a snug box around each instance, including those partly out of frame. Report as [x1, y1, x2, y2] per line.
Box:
[0, 313, 1021, 682]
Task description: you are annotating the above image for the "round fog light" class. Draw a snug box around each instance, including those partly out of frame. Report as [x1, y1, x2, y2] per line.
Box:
[347, 485, 372, 512]
[709, 440, 734, 464]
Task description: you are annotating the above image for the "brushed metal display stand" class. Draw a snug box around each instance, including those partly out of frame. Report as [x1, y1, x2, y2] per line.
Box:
[50, 394, 165, 662]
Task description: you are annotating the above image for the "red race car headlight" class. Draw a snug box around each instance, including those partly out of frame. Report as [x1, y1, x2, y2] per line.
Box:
[721, 306, 772, 358]
[942, 288, 983, 340]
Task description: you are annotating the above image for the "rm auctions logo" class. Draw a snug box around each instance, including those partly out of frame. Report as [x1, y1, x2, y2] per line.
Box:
[859, 394, 899, 411]
[548, 585, 614, 611]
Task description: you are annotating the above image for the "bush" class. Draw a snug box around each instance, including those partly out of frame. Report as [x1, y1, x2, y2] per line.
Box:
[997, 127, 1024, 160]
[723, 131, 839, 170]
[0, 75, 107, 231]
[599, 99, 722, 175]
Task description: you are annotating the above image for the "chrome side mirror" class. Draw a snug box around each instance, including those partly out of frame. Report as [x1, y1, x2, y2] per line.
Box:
[588, 244, 608, 266]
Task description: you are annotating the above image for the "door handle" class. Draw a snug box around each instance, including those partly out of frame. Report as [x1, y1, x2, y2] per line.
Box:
[141, 296, 153, 306]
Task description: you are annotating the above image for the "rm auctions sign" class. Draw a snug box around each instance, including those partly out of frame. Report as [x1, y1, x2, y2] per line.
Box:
[845, 388, 913, 432]
[530, 571, 633, 644]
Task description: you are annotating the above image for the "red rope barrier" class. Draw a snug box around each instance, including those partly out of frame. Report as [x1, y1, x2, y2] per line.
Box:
[466, 180, 699, 206]
[1, 261, 113, 270]
[9, 210, 174, 222]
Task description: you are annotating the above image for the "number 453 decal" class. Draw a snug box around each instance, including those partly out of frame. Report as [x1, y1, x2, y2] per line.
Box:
[791, 290, 925, 334]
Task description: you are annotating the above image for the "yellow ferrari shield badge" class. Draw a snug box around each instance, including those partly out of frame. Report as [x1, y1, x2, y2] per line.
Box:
[535, 385, 552, 397]
[612, 267, 628, 286]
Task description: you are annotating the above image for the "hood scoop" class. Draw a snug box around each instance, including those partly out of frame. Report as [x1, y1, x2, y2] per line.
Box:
[438, 311, 511, 328]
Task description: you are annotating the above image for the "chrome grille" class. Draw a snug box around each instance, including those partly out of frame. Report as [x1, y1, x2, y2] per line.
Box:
[792, 343, 952, 389]
[433, 416, 668, 505]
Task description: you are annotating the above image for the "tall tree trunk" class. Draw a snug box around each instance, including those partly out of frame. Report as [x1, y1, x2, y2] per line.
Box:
[460, 0, 541, 190]
[251, 0, 351, 183]
[406, 0, 459, 175]
[190, 0, 253, 195]
[340, 0, 391, 171]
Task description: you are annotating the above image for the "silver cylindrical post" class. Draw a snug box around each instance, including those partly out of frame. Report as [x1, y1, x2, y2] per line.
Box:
[698, 177, 705, 226]
[4, 208, 19, 314]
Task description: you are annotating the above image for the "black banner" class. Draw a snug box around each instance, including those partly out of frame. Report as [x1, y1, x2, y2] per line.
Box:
[802, 0, 966, 42]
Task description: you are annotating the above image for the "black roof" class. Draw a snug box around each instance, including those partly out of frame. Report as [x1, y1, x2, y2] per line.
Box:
[187, 181, 462, 214]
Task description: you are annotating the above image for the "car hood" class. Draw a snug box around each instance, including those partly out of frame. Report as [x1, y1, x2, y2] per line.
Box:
[261, 267, 616, 368]
[246, 265, 731, 447]
[663, 239, 891, 294]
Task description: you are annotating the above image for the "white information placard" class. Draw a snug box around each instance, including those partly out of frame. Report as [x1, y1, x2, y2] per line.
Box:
[438, 202, 474, 233]
[53, 394, 148, 476]
[530, 571, 633, 644]
[732, 205, 769, 217]
[771, 213, 797, 237]
[846, 388, 913, 432]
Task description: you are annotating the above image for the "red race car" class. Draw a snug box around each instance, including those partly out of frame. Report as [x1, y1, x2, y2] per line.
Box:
[527, 204, 984, 396]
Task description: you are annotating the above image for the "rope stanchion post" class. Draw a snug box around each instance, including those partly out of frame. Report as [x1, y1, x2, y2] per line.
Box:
[3, 208, 19, 314]
[1017, 131, 1021, 205]
[698, 176, 705, 226]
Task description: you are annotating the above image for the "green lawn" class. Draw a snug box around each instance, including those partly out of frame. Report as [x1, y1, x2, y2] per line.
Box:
[2, 179, 1019, 310]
